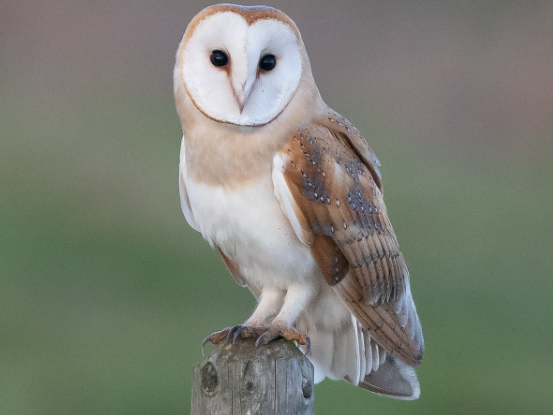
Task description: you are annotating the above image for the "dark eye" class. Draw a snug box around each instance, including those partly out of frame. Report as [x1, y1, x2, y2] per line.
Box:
[259, 54, 276, 71]
[210, 50, 228, 67]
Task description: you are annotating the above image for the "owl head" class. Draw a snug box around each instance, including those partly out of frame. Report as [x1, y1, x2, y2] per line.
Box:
[174, 4, 316, 127]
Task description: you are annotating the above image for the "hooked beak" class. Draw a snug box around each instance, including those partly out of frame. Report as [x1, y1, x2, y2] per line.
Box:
[233, 77, 255, 114]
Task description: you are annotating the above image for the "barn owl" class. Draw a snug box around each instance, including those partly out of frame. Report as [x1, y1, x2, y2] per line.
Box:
[174, 4, 424, 399]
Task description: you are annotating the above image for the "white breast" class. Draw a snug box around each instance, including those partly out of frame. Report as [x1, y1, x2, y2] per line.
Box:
[180, 147, 317, 290]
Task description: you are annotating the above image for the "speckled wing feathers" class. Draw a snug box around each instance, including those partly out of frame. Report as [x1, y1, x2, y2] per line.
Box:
[274, 109, 423, 367]
[318, 110, 382, 189]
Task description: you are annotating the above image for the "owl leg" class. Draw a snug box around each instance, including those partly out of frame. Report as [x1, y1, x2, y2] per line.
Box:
[244, 287, 285, 326]
[270, 283, 316, 328]
[204, 285, 314, 349]
[243, 283, 315, 349]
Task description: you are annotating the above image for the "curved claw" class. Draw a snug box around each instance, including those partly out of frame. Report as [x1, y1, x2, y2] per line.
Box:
[232, 326, 248, 343]
[201, 335, 212, 348]
[225, 325, 244, 344]
[201, 327, 235, 352]
[254, 334, 269, 349]
[201, 333, 218, 356]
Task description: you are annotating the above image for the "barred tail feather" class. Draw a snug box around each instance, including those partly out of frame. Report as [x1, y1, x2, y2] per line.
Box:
[298, 315, 420, 399]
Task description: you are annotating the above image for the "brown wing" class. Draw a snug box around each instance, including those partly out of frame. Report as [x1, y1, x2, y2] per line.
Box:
[273, 109, 423, 366]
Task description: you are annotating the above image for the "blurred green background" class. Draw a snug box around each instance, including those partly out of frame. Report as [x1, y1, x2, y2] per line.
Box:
[2, 0, 552, 414]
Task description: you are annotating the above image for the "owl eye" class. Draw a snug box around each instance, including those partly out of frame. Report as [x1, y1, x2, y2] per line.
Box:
[259, 54, 276, 71]
[210, 50, 228, 67]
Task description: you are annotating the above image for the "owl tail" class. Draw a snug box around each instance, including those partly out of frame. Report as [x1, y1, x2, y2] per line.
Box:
[297, 316, 420, 400]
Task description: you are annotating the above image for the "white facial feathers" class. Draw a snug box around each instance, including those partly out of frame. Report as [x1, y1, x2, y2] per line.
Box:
[179, 11, 303, 126]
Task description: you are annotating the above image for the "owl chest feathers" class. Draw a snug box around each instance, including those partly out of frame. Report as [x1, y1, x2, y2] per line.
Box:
[180, 127, 318, 289]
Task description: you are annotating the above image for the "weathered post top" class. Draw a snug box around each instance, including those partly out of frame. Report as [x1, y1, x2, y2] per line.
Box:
[191, 338, 314, 414]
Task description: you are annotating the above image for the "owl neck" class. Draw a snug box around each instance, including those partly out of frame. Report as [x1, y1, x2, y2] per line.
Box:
[184, 113, 283, 187]
[179, 78, 323, 188]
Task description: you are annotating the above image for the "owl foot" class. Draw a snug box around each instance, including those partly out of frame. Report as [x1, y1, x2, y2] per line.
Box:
[202, 325, 311, 354]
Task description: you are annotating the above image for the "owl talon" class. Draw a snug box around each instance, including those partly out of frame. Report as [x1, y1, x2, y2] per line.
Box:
[249, 327, 310, 350]
[254, 334, 269, 349]
[202, 326, 309, 352]
[202, 327, 233, 347]
[224, 325, 239, 344]
[229, 325, 248, 344]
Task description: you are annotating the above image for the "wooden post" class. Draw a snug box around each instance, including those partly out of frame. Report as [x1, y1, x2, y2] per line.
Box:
[191, 338, 314, 414]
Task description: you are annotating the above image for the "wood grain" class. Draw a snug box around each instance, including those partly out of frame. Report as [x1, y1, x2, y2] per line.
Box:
[191, 339, 314, 414]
